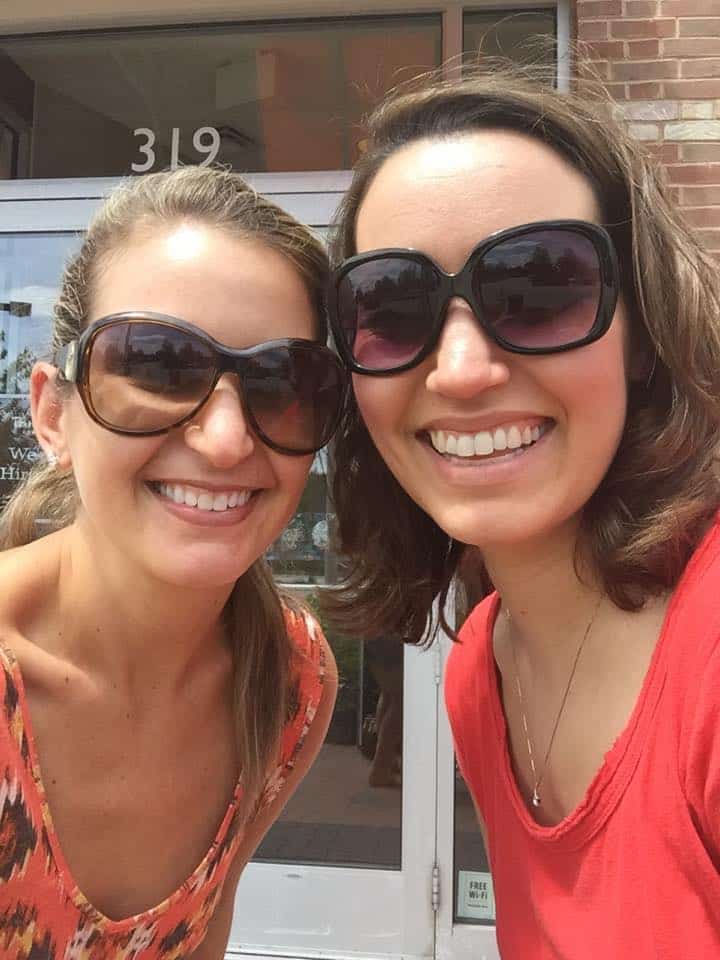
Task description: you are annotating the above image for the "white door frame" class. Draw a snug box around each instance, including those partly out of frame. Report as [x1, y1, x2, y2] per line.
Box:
[0, 172, 439, 960]
[435, 630, 500, 960]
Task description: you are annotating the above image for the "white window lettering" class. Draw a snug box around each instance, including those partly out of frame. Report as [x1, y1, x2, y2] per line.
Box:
[131, 128, 156, 173]
[193, 126, 221, 167]
[131, 127, 221, 173]
[169, 127, 180, 170]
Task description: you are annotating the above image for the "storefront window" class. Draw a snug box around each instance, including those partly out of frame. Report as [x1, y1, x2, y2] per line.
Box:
[0, 234, 77, 508]
[0, 16, 441, 180]
[464, 8, 556, 66]
[256, 621, 403, 869]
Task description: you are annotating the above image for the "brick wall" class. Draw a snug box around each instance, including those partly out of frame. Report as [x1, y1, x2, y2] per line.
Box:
[575, 0, 720, 256]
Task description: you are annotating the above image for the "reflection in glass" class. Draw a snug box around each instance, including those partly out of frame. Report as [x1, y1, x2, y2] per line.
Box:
[255, 607, 404, 870]
[0, 17, 440, 179]
[0, 233, 82, 509]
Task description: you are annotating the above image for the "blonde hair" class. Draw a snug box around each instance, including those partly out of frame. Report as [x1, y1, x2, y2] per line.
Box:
[324, 63, 720, 643]
[1, 166, 329, 806]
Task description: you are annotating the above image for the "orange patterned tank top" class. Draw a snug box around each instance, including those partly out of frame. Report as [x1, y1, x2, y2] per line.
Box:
[0, 606, 327, 960]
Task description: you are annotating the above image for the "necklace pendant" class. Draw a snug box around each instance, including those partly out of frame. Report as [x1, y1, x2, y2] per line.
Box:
[531, 788, 541, 807]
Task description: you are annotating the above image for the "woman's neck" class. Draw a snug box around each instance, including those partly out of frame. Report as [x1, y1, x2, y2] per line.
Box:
[481, 517, 604, 666]
[43, 525, 235, 693]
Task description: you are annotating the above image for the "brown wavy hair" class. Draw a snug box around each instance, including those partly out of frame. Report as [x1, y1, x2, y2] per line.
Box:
[0, 166, 329, 808]
[323, 64, 720, 645]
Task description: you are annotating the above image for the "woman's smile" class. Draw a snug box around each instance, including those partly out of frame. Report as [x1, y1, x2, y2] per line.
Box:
[147, 480, 261, 526]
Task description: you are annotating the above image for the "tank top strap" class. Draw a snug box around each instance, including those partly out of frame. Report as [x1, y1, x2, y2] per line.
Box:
[0, 641, 30, 768]
[254, 603, 327, 814]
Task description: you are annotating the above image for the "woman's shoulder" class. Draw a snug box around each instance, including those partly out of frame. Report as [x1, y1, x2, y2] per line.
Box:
[281, 597, 337, 710]
[0, 532, 61, 628]
[282, 599, 336, 689]
[255, 600, 336, 811]
[668, 512, 720, 642]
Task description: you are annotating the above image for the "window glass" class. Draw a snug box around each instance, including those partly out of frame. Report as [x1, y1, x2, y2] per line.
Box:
[464, 9, 556, 68]
[0, 16, 441, 180]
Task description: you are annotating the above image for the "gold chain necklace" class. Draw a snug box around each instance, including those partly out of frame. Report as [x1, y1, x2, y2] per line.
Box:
[505, 595, 603, 808]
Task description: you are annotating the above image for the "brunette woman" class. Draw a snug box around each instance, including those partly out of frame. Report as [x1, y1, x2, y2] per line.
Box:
[326, 67, 720, 957]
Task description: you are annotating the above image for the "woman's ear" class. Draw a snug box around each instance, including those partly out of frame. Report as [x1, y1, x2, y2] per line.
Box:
[30, 362, 72, 469]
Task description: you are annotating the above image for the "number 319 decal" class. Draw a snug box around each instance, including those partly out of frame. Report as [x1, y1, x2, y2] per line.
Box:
[132, 127, 221, 173]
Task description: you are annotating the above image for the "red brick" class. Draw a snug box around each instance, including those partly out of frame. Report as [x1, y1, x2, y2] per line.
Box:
[627, 81, 663, 97]
[587, 40, 626, 58]
[666, 163, 720, 184]
[662, 0, 720, 13]
[624, 0, 659, 12]
[611, 59, 679, 81]
[582, 59, 612, 79]
[644, 142, 681, 163]
[681, 144, 720, 163]
[604, 81, 629, 99]
[665, 78, 720, 97]
[682, 207, 720, 228]
[578, 0, 622, 16]
[610, 17, 676, 38]
[628, 39, 661, 57]
[664, 38, 720, 57]
[578, 19, 609, 40]
[667, 186, 682, 204]
[681, 59, 720, 78]
[681, 185, 720, 204]
[679, 18, 720, 37]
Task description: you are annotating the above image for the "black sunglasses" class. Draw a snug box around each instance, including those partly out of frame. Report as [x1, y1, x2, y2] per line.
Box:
[56, 312, 347, 456]
[329, 219, 620, 375]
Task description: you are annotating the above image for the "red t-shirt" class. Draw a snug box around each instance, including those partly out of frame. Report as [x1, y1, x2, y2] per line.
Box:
[445, 517, 720, 959]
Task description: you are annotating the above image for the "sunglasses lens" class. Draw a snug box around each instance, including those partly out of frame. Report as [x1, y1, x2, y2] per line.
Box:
[475, 229, 603, 350]
[244, 344, 345, 454]
[87, 321, 215, 431]
[337, 257, 438, 370]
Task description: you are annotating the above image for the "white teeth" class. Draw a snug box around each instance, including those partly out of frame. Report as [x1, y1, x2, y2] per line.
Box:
[456, 435, 475, 457]
[431, 430, 447, 453]
[506, 426, 522, 450]
[429, 423, 546, 459]
[154, 483, 251, 511]
[474, 431, 494, 455]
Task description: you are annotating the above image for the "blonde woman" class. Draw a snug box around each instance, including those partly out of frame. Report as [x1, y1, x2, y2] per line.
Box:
[0, 167, 344, 958]
[326, 68, 720, 957]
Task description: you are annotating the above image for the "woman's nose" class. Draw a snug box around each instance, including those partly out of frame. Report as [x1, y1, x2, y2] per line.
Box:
[425, 299, 510, 399]
[182, 373, 256, 468]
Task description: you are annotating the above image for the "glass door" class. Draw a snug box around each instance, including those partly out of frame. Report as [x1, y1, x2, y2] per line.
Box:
[0, 175, 439, 960]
